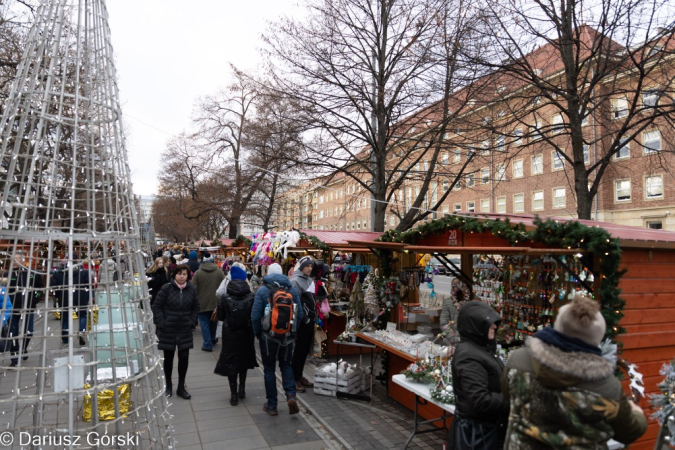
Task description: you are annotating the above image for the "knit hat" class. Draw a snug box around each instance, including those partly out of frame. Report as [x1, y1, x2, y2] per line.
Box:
[296, 256, 314, 272]
[203, 252, 214, 263]
[229, 266, 247, 281]
[189, 251, 198, 260]
[554, 294, 606, 347]
[268, 263, 283, 275]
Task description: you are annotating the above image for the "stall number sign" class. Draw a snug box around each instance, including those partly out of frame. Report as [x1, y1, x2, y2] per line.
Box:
[447, 230, 461, 246]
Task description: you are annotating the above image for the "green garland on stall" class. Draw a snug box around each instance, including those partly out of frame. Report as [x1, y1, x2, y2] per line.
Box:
[236, 235, 252, 248]
[378, 213, 626, 342]
[296, 230, 332, 258]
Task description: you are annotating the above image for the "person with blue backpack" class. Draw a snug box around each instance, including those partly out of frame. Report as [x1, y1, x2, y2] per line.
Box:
[251, 263, 303, 416]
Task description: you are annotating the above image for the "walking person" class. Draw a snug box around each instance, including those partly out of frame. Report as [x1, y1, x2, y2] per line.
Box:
[145, 257, 169, 306]
[290, 256, 316, 393]
[214, 266, 258, 406]
[52, 256, 89, 349]
[186, 250, 200, 274]
[502, 294, 647, 449]
[192, 253, 224, 352]
[251, 263, 303, 416]
[152, 264, 200, 399]
[448, 301, 509, 450]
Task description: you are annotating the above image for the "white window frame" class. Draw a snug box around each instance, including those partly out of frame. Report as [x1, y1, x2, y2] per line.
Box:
[496, 196, 506, 213]
[531, 154, 543, 175]
[442, 205, 449, 217]
[643, 130, 661, 154]
[481, 140, 490, 156]
[642, 88, 659, 108]
[480, 198, 490, 213]
[553, 187, 566, 209]
[453, 203, 461, 212]
[552, 150, 565, 171]
[615, 179, 631, 203]
[453, 148, 461, 164]
[532, 190, 544, 211]
[513, 193, 525, 213]
[443, 179, 449, 192]
[615, 138, 630, 159]
[467, 201, 475, 212]
[496, 164, 506, 181]
[645, 174, 664, 200]
[513, 128, 523, 146]
[551, 113, 564, 134]
[481, 168, 490, 185]
[613, 97, 628, 119]
[467, 173, 475, 188]
[583, 145, 590, 165]
[512, 159, 523, 178]
[442, 152, 449, 165]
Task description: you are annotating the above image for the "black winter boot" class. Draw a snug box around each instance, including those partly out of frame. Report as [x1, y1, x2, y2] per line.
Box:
[238, 371, 247, 399]
[176, 385, 191, 400]
[229, 379, 238, 406]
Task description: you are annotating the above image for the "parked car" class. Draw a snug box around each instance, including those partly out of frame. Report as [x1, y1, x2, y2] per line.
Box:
[429, 256, 461, 275]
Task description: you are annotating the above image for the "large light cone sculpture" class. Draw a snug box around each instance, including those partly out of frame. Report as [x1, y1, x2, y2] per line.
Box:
[0, 1, 174, 448]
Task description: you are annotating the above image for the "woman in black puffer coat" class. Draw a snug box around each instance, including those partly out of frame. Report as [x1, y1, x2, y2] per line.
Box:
[214, 266, 258, 406]
[448, 301, 509, 450]
[152, 264, 200, 400]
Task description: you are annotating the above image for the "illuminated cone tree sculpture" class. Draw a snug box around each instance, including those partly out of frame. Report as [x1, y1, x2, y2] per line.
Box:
[0, 1, 174, 447]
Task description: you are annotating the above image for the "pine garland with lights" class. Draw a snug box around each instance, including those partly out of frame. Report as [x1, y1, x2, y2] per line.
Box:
[236, 235, 252, 248]
[378, 213, 626, 342]
[650, 358, 675, 447]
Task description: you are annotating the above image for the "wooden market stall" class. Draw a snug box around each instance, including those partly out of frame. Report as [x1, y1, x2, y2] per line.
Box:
[360, 213, 675, 449]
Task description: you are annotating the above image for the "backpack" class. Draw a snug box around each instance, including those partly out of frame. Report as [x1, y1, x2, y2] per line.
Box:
[262, 283, 295, 338]
[224, 293, 254, 332]
[300, 291, 317, 325]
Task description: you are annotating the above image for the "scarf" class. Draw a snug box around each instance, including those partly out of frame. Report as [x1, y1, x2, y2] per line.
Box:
[174, 280, 187, 290]
[534, 327, 601, 356]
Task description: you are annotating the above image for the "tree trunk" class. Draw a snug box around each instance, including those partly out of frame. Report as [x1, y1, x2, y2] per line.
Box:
[228, 217, 239, 239]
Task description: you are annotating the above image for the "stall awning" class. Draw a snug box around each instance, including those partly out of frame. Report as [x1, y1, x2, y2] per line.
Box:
[297, 230, 383, 247]
[346, 240, 406, 250]
[404, 245, 584, 255]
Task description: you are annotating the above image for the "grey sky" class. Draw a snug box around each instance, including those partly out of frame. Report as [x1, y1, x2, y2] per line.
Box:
[106, 0, 298, 197]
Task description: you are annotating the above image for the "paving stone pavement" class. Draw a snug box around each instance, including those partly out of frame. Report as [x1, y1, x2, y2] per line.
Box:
[167, 329, 447, 449]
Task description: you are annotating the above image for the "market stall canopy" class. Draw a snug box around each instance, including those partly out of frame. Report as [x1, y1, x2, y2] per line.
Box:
[296, 230, 383, 248]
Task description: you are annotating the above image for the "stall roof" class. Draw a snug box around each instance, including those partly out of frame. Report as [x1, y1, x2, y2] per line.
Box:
[459, 213, 675, 250]
[298, 230, 382, 247]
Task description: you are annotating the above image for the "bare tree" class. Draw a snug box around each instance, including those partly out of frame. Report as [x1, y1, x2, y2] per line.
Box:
[263, 0, 490, 232]
[471, 0, 675, 219]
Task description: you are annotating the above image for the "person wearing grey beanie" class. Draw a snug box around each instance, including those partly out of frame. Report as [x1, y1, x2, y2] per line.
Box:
[501, 295, 647, 449]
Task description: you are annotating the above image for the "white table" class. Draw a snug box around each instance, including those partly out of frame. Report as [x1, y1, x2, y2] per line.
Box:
[392, 374, 454, 449]
[392, 374, 624, 450]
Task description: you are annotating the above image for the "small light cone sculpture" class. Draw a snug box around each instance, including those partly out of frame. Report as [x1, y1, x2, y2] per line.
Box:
[0, 1, 174, 448]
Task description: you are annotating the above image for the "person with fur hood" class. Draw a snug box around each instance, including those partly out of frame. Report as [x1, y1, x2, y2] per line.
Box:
[448, 301, 509, 450]
[502, 295, 647, 449]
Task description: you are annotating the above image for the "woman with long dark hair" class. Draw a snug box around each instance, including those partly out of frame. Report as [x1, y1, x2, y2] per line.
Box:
[152, 264, 200, 399]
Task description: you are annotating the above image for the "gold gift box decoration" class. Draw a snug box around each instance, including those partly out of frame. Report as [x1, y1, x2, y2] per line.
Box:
[82, 383, 131, 422]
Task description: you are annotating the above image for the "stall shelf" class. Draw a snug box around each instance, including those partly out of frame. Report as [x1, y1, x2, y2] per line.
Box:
[376, 212, 675, 450]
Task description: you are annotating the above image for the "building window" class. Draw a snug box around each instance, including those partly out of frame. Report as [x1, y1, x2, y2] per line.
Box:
[580, 107, 589, 126]
[645, 175, 663, 199]
[467, 174, 475, 188]
[454, 203, 461, 212]
[615, 138, 630, 159]
[532, 190, 544, 210]
[453, 148, 461, 164]
[551, 113, 564, 133]
[615, 179, 631, 202]
[531, 120, 542, 141]
[613, 97, 628, 119]
[646, 220, 663, 229]
[583, 145, 590, 164]
[319, 210, 324, 219]
[513, 159, 523, 178]
[481, 168, 490, 184]
[642, 88, 659, 108]
[467, 201, 475, 212]
[363, 220, 367, 229]
[552, 150, 565, 170]
[553, 188, 566, 209]
[481, 140, 490, 156]
[513, 128, 523, 146]
[531, 154, 543, 175]
[442, 205, 449, 217]
[442, 152, 448, 165]
[644, 130, 661, 154]
[319, 195, 324, 204]
[443, 180, 449, 192]
[390, 215, 395, 225]
[496, 196, 506, 213]
[346, 223, 350, 230]
[496, 135, 505, 152]
[357, 221, 361, 229]
[454, 179, 462, 191]
[496, 164, 506, 181]
[314, 214, 318, 221]
[514, 193, 524, 212]
[480, 198, 490, 212]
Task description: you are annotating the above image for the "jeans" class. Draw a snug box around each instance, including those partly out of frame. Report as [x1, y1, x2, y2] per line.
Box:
[61, 305, 87, 343]
[198, 312, 217, 350]
[259, 336, 295, 409]
[9, 311, 35, 365]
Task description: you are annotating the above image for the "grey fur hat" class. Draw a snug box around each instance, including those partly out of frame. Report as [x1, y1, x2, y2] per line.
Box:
[554, 294, 606, 347]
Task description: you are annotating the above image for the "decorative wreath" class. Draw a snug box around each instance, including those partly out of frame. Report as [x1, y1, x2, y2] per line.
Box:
[451, 278, 471, 304]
